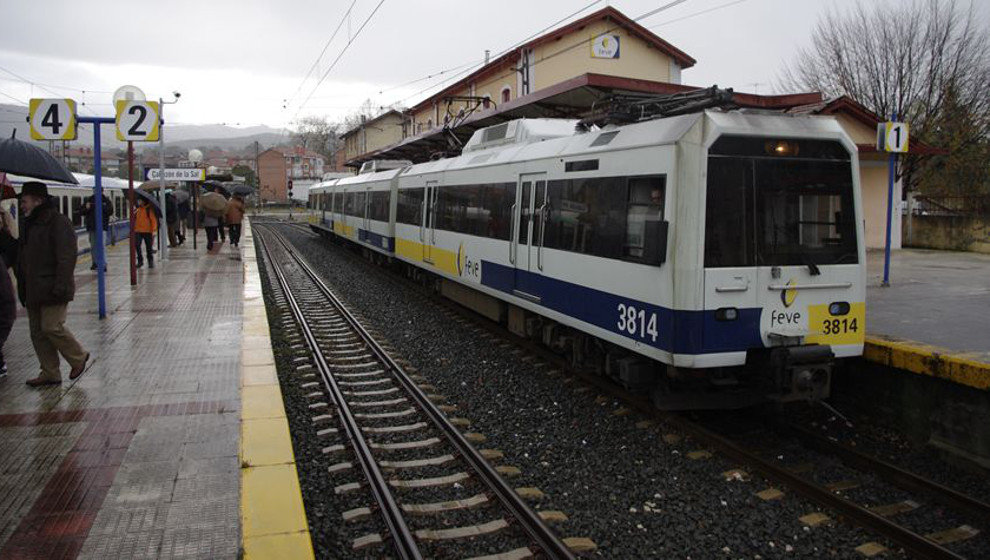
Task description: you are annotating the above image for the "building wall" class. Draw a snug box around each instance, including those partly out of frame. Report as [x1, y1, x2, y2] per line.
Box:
[831, 114, 901, 250]
[532, 20, 675, 90]
[257, 150, 287, 202]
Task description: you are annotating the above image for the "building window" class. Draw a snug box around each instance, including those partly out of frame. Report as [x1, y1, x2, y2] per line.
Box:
[501, 87, 511, 103]
[482, 96, 491, 109]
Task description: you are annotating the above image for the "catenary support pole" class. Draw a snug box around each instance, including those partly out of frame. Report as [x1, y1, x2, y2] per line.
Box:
[157, 99, 168, 261]
[127, 141, 137, 286]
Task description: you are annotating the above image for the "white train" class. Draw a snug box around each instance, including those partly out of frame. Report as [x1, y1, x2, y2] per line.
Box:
[307, 111, 866, 409]
[3, 173, 132, 253]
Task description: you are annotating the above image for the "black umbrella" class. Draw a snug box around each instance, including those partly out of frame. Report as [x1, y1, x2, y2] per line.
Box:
[203, 181, 231, 199]
[135, 188, 162, 217]
[229, 184, 254, 196]
[0, 132, 78, 184]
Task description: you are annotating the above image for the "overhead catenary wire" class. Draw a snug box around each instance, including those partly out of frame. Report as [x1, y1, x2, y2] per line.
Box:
[290, 0, 388, 120]
[648, 0, 748, 28]
[284, 0, 360, 110]
[0, 89, 27, 106]
[0, 65, 98, 116]
[385, 0, 606, 107]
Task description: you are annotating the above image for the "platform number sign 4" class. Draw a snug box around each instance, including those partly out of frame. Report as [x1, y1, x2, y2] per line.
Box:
[29, 98, 77, 141]
[115, 100, 160, 142]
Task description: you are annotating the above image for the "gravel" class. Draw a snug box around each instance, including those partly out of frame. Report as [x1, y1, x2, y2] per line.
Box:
[264, 224, 923, 559]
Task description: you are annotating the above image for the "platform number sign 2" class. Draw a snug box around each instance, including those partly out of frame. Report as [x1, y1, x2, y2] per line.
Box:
[29, 99, 78, 141]
[115, 100, 160, 142]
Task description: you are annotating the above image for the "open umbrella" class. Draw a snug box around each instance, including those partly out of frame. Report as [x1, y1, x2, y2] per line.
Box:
[137, 180, 181, 191]
[135, 188, 163, 217]
[0, 173, 16, 200]
[0, 133, 78, 184]
[171, 190, 190, 203]
[200, 191, 228, 217]
[203, 181, 231, 199]
[229, 184, 254, 196]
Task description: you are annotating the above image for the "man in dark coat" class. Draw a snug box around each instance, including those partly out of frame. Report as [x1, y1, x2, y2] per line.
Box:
[16, 182, 90, 386]
[80, 193, 112, 270]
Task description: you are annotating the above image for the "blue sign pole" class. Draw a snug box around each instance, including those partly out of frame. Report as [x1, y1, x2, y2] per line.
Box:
[76, 116, 115, 318]
[881, 111, 897, 287]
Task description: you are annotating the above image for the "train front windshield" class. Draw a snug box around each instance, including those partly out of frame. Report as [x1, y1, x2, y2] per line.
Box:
[704, 136, 858, 268]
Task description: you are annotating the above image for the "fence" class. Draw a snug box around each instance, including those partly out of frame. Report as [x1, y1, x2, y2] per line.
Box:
[904, 194, 990, 253]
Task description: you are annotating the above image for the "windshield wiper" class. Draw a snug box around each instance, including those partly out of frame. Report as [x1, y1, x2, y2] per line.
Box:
[801, 251, 822, 276]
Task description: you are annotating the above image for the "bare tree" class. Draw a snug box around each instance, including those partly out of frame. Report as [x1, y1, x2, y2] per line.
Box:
[779, 0, 990, 194]
[291, 116, 342, 166]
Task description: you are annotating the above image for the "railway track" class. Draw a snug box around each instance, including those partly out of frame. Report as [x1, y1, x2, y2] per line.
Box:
[254, 224, 574, 560]
[274, 220, 989, 559]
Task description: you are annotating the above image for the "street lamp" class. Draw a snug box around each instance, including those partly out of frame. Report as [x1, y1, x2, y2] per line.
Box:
[157, 91, 180, 261]
[188, 149, 203, 251]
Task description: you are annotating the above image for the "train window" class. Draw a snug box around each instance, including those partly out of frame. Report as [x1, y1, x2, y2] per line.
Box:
[352, 191, 366, 217]
[624, 176, 666, 259]
[368, 191, 390, 222]
[705, 136, 857, 267]
[431, 183, 514, 240]
[61, 196, 69, 216]
[564, 159, 599, 172]
[397, 188, 424, 226]
[545, 176, 626, 259]
[71, 197, 83, 227]
[705, 158, 754, 267]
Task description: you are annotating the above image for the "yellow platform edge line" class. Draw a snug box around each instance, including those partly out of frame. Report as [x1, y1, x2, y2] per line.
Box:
[238, 218, 316, 560]
[864, 335, 990, 391]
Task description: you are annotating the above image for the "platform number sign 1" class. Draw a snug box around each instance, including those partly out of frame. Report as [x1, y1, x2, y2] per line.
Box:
[877, 121, 909, 153]
[115, 100, 160, 142]
[28, 98, 78, 141]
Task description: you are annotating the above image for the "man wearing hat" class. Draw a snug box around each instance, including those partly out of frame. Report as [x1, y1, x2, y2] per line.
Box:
[16, 181, 90, 386]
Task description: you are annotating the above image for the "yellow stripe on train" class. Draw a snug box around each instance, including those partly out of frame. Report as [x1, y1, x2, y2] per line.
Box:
[395, 236, 459, 276]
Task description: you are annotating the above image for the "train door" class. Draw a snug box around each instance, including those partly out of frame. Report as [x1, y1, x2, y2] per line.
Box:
[363, 186, 372, 241]
[421, 181, 438, 264]
[511, 173, 546, 301]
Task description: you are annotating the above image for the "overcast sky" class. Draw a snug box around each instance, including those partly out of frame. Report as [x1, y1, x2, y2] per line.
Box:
[1, 0, 987, 131]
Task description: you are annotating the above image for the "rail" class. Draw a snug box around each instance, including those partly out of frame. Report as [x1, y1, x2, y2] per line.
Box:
[255, 224, 574, 559]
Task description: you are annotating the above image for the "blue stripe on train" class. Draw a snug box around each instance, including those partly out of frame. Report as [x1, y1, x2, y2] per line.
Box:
[357, 228, 394, 252]
[479, 260, 763, 355]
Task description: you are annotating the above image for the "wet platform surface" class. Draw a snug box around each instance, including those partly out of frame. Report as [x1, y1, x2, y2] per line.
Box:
[0, 236, 244, 559]
[868, 249, 990, 360]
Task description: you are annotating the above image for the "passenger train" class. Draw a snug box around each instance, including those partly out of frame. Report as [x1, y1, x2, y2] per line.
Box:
[306, 110, 866, 409]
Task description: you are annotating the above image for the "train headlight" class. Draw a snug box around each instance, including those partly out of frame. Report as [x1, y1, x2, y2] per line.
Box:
[764, 140, 799, 157]
[715, 307, 738, 321]
[828, 302, 850, 316]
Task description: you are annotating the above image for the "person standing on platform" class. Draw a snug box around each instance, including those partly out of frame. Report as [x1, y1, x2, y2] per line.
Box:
[225, 194, 245, 248]
[177, 195, 190, 245]
[134, 198, 158, 269]
[202, 209, 219, 251]
[165, 193, 179, 248]
[0, 211, 17, 379]
[80, 193, 112, 270]
[15, 182, 90, 387]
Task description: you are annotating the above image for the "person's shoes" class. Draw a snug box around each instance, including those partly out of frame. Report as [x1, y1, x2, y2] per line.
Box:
[90, 264, 97, 270]
[69, 353, 90, 380]
[149, 261, 154, 269]
[136, 261, 143, 269]
[26, 376, 61, 387]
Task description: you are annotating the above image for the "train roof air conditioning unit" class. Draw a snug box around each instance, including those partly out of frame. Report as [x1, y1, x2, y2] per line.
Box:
[463, 119, 578, 153]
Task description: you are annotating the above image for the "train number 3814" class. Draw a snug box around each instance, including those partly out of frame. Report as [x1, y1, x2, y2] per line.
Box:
[617, 303, 659, 342]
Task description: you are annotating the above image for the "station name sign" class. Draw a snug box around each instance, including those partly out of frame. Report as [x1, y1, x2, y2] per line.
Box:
[145, 168, 206, 181]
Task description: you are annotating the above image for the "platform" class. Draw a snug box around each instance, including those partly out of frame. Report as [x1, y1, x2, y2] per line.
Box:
[0, 220, 311, 560]
[866, 249, 990, 390]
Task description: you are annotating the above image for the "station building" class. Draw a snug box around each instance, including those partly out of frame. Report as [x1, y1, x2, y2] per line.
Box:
[339, 6, 935, 249]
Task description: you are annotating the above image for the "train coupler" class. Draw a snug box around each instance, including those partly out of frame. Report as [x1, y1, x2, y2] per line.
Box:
[767, 344, 834, 402]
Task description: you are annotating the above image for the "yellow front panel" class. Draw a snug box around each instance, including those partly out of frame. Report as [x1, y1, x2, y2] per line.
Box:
[395, 235, 460, 276]
[805, 302, 865, 346]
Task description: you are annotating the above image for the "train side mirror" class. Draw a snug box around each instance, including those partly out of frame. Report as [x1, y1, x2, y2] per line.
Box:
[642, 220, 669, 265]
